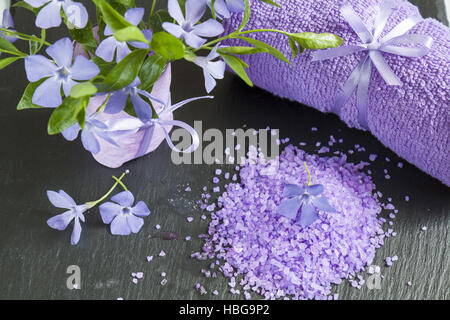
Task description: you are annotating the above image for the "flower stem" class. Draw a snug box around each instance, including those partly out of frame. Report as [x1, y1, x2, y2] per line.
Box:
[150, 0, 157, 17]
[0, 27, 51, 46]
[195, 29, 292, 52]
[304, 162, 312, 186]
[85, 171, 129, 209]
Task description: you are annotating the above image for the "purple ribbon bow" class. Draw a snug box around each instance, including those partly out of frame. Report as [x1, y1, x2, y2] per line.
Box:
[312, 0, 433, 129]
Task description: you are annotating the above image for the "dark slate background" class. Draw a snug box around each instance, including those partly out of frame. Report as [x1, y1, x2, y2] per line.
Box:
[0, 0, 448, 300]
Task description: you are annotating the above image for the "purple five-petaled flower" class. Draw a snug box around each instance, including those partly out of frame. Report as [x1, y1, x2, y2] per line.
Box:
[46, 190, 88, 245]
[96, 8, 152, 63]
[24, 0, 88, 29]
[276, 183, 336, 228]
[206, 0, 245, 20]
[104, 77, 166, 122]
[25, 37, 100, 108]
[163, 0, 224, 49]
[193, 44, 226, 93]
[0, 9, 17, 43]
[99, 191, 151, 236]
[61, 112, 128, 155]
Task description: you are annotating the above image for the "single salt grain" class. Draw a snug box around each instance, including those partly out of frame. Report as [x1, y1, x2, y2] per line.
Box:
[385, 157, 390, 162]
[212, 290, 219, 296]
[185, 236, 191, 241]
[159, 250, 166, 257]
[397, 162, 403, 168]
[161, 272, 166, 277]
[155, 224, 161, 230]
[185, 186, 192, 192]
[421, 226, 427, 231]
[213, 186, 220, 193]
[187, 217, 194, 222]
[161, 279, 167, 286]
[213, 177, 219, 184]
[369, 154, 377, 161]
[136, 272, 143, 279]
[132, 278, 138, 284]
[201, 215, 207, 220]
[405, 196, 410, 202]
[215, 169, 222, 175]
[117, 297, 123, 300]
[311, 127, 318, 131]
[407, 281, 412, 286]
[146, 256, 153, 262]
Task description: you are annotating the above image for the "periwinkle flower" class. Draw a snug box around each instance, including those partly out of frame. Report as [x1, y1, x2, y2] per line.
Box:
[99, 191, 151, 236]
[96, 8, 152, 63]
[0, 9, 17, 43]
[46, 190, 88, 245]
[24, 37, 100, 108]
[163, 0, 224, 49]
[276, 183, 336, 228]
[104, 77, 165, 122]
[193, 45, 225, 93]
[24, 0, 88, 29]
[206, 0, 245, 20]
[61, 113, 126, 155]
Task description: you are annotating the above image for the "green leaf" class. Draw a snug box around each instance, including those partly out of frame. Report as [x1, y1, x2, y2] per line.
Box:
[112, 0, 136, 7]
[218, 46, 266, 55]
[70, 82, 98, 98]
[151, 32, 185, 60]
[0, 37, 23, 56]
[48, 97, 88, 135]
[17, 79, 47, 110]
[149, 9, 172, 33]
[0, 56, 21, 70]
[235, 36, 290, 63]
[290, 32, 343, 50]
[139, 54, 168, 92]
[237, 0, 251, 32]
[259, 0, 282, 8]
[91, 56, 116, 75]
[68, 21, 97, 50]
[98, 48, 148, 92]
[113, 26, 149, 43]
[220, 53, 253, 87]
[92, 0, 147, 43]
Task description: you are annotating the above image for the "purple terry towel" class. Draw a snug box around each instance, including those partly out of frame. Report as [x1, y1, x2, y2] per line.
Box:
[222, 0, 450, 186]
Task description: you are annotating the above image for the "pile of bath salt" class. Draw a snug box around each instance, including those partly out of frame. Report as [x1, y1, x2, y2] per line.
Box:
[194, 145, 387, 300]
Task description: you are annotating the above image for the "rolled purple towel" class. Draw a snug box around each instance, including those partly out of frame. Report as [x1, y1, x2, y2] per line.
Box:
[223, 0, 450, 186]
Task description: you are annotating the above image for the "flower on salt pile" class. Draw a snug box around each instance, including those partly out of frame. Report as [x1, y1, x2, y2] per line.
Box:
[206, 0, 245, 20]
[163, 0, 224, 49]
[99, 191, 151, 236]
[276, 180, 336, 228]
[104, 77, 166, 122]
[46, 190, 88, 245]
[24, 37, 100, 108]
[96, 8, 152, 63]
[24, 0, 88, 29]
[0, 9, 17, 43]
[193, 44, 226, 93]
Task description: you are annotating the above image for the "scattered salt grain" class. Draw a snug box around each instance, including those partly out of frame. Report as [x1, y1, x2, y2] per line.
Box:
[185, 236, 192, 241]
[185, 186, 192, 192]
[136, 272, 143, 279]
[146, 256, 153, 262]
[161, 279, 167, 286]
[159, 250, 166, 257]
[369, 154, 377, 161]
[187, 217, 194, 222]
[405, 196, 410, 202]
[212, 290, 219, 296]
[421, 226, 427, 231]
[155, 224, 161, 230]
[397, 162, 403, 168]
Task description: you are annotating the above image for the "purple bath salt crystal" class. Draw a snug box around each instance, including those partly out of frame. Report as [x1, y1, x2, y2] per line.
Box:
[311, 127, 318, 131]
[161, 272, 166, 277]
[146, 255, 153, 262]
[405, 196, 410, 202]
[185, 186, 192, 192]
[369, 154, 377, 161]
[397, 162, 404, 168]
[385, 257, 393, 267]
[155, 224, 161, 230]
[213, 177, 219, 184]
[385, 175, 391, 180]
[185, 236, 192, 241]
[224, 172, 230, 179]
[132, 278, 138, 284]
[197, 144, 387, 300]
[212, 290, 219, 296]
[136, 272, 143, 279]
[187, 217, 194, 222]
[385, 157, 391, 162]
[215, 169, 222, 175]
[159, 250, 166, 257]
[392, 255, 398, 261]
[213, 186, 220, 193]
